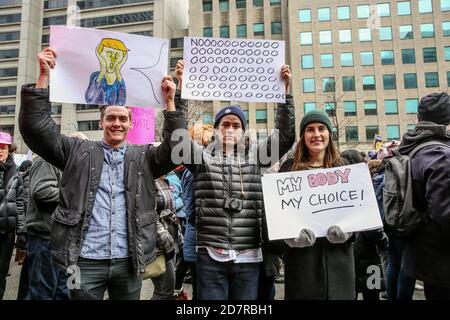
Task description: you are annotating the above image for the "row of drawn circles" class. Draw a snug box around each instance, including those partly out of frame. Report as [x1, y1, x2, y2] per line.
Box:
[190, 56, 275, 65]
[186, 82, 281, 92]
[191, 38, 280, 49]
[191, 47, 278, 57]
[188, 74, 278, 83]
[190, 90, 286, 100]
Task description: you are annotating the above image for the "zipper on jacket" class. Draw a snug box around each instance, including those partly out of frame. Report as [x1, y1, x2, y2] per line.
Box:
[228, 154, 233, 250]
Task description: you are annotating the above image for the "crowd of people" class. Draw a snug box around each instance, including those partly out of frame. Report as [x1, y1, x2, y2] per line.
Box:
[0, 47, 448, 300]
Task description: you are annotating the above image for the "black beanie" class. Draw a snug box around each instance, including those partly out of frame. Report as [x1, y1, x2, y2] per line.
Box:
[213, 105, 247, 131]
[418, 92, 450, 125]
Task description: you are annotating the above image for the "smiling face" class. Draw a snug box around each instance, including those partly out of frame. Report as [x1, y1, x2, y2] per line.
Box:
[303, 122, 330, 156]
[0, 144, 8, 163]
[100, 47, 126, 73]
[100, 106, 132, 148]
[215, 114, 243, 149]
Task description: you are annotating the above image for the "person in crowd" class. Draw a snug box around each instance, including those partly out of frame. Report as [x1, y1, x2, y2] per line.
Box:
[19, 47, 186, 300]
[341, 150, 388, 300]
[0, 132, 25, 300]
[278, 110, 354, 300]
[174, 60, 295, 300]
[396, 92, 450, 300]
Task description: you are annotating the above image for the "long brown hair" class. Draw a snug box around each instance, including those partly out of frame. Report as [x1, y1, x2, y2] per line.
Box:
[291, 129, 343, 171]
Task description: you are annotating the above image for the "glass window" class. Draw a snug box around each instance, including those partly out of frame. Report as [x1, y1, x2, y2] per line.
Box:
[425, 72, 439, 87]
[253, 0, 263, 6]
[0, 67, 17, 77]
[299, 9, 311, 22]
[170, 38, 184, 49]
[0, 0, 22, 7]
[359, 28, 372, 41]
[237, 24, 247, 37]
[407, 124, 416, 132]
[377, 3, 390, 17]
[236, 0, 246, 9]
[342, 76, 355, 91]
[379, 26, 392, 40]
[445, 46, 450, 60]
[387, 125, 400, 140]
[362, 75, 376, 90]
[0, 31, 20, 41]
[399, 25, 413, 39]
[385, 100, 398, 114]
[322, 77, 335, 92]
[346, 126, 359, 142]
[402, 48, 415, 63]
[381, 50, 394, 65]
[442, 0, 450, 11]
[0, 13, 21, 24]
[220, 26, 230, 38]
[366, 125, 379, 141]
[364, 101, 377, 116]
[398, 1, 411, 15]
[341, 52, 353, 66]
[320, 53, 333, 68]
[301, 54, 314, 69]
[203, 27, 212, 37]
[270, 0, 281, 5]
[404, 73, 418, 89]
[383, 74, 396, 89]
[418, 0, 433, 13]
[324, 102, 336, 117]
[203, 0, 212, 12]
[448, 71, 450, 86]
[361, 51, 374, 65]
[318, 8, 331, 21]
[357, 5, 370, 18]
[337, 6, 350, 20]
[203, 112, 213, 124]
[443, 21, 450, 36]
[405, 99, 419, 113]
[256, 109, 267, 123]
[339, 29, 352, 43]
[271, 22, 282, 35]
[303, 78, 315, 93]
[300, 32, 312, 45]
[77, 120, 100, 131]
[344, 101, 357, 116]
[421, 23, 434, 38]
[0, 49, 19, 59]
[219, 0, 228, 11]
[253, 23, 264, 36]
[319, 30, 332, 44]
[304, 102, 316, 113]
[423, 47, 437, 63]
[80, 12, 153, 28]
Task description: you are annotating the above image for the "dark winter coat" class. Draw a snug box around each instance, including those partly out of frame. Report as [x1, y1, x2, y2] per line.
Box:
[279, 158, 355, 300]
[178, 94, 295, 250]
[0, 156, 25, 235]
[26, 157, 61, 240]
[181, 168, 196, 262]
[397, 122, 450, 288]
[20, 167, 30, 214]
[19, 84, 186, 273]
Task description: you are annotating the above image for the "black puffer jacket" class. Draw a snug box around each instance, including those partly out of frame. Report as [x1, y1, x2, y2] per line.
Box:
[0, 156, 25, 234]
[178, 94, 295, 249]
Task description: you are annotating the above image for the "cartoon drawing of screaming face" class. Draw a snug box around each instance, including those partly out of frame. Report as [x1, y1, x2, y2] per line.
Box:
[85, 38, 129, 106]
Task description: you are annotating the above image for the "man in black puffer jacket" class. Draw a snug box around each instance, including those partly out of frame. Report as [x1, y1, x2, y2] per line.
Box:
[174, 62, 295, 300]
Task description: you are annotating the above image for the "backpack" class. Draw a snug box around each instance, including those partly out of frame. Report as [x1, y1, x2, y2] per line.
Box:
[382, 141, 449, 236]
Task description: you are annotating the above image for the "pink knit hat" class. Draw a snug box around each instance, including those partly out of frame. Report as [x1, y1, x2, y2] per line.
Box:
[0, 132, 12, 145]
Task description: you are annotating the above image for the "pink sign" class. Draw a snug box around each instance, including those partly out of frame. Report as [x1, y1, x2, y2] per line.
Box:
[127, 107, 156, 144]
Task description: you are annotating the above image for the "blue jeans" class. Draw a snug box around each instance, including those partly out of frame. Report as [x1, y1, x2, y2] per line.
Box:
[196, 248, 259, 300]
[69, 257, 142, 300]
[386, 236, 415, 300]
[26, 235, 69, 300]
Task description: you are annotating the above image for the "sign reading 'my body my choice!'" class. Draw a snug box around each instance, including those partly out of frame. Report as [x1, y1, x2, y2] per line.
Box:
[261, 163, 383, 240]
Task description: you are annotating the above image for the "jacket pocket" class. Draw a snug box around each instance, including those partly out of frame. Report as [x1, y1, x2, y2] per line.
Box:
[138, 210, 158, 261]
[52, 207, 83, 226]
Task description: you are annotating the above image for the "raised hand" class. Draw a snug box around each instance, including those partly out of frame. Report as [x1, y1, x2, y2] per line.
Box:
[115, 52, 128, 82]
[161, 75, 176, 111]
[96, 43, 107, 84]
[37, 47, 57, 88]
[175, 60, 184, 90]
[281, 64, 292, 94]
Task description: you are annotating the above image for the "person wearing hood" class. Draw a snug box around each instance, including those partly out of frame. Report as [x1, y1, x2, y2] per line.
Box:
[397, 92, 450, 300]
[0, 132, 25, 300]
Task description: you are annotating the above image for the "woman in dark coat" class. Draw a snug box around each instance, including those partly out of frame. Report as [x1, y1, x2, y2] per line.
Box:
[0, 132, 25, 300]
[279, 110, 355, 300]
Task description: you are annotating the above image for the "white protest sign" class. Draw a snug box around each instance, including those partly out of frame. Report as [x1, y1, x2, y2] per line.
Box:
[50, 26, 169, 109]
[261, 163, 383, 240]
[182, 36, 285, 103]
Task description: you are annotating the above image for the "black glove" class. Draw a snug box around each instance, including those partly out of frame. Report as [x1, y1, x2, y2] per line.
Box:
[15, 233, 27, 250]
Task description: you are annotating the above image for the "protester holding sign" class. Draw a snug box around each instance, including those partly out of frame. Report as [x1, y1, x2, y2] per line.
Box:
[19, 47, 186, 300]
[278, 109, 355, 300]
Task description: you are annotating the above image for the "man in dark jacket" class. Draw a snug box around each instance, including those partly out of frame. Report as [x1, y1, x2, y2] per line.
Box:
[19, 47, 186, 300]
[397, 92, 450, 300]
[174, 62, 295, 300]
[26, 156, 68, 300]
